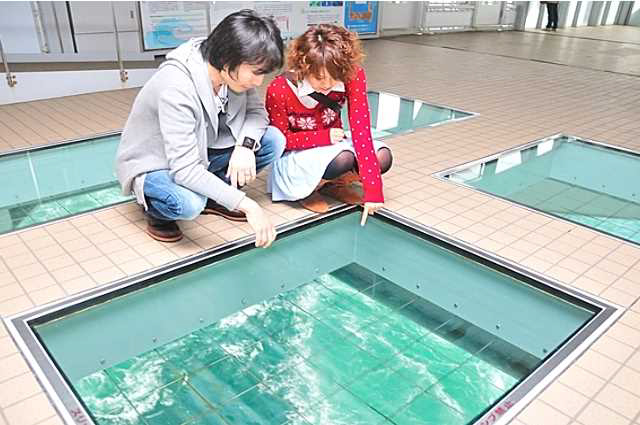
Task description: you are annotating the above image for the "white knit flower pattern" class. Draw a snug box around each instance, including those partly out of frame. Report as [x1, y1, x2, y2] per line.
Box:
[297, 116, 317, 130]
[321, 108, 337, 126]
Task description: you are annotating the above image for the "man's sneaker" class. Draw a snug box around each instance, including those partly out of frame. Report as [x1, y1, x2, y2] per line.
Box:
[202, 199, 247, 222]
[145, 214, 183, 242]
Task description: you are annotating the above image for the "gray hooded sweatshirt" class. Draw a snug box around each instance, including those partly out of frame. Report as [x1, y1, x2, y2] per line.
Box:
[115, 38, 268, 211]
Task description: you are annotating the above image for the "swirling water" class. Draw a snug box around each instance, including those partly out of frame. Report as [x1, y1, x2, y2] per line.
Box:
[73, 265, 531, 425]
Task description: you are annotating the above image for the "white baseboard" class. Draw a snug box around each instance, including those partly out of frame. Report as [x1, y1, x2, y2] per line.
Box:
[0, 68, 156, 104]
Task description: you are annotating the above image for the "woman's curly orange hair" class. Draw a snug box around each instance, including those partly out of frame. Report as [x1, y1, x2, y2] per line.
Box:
[287, 24, 364, 82]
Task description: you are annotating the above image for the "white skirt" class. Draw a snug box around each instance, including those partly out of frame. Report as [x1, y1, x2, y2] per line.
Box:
[269, 138, 388, 202]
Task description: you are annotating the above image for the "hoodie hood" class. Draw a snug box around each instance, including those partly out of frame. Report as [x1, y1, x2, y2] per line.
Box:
[161, 37, 247, 129]
[161, 37, 218, 125]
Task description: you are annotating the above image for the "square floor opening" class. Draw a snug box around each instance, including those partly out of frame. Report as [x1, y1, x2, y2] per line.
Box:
[6, 208, 618, 425]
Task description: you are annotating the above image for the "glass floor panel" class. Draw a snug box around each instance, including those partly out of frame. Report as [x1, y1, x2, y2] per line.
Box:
[0, 134, 131, 234]
[25, 211, 602, 425]
[442, 135, 640, 245]
[67, 266, 541, 425]
[0, 92, 471, 235]
[342, 91, 472, 139]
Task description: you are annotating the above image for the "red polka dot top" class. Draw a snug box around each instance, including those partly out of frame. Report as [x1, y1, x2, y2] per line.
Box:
[265, 67, 384, 203]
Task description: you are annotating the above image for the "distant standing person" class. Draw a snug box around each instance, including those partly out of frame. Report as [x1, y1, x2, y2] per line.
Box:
[542, 1, 559, 31]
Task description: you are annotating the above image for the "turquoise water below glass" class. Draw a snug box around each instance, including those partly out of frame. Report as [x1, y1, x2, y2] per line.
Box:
[446, 135, 640, 244]
[72, 264, 535, 425]
[0, 135, 130, 234]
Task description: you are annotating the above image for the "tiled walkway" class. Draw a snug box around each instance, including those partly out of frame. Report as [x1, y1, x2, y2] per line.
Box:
[389, 25, 640, 77]
[1, 29, 639, 425]
[527, 25, 640, 45]
[0, 90, 137, 151]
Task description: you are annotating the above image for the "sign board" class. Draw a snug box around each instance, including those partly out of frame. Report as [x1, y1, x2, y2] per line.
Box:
[344, 1, 379, 34]
[140, 1, 209, 50]
[140, 1, 367, 50]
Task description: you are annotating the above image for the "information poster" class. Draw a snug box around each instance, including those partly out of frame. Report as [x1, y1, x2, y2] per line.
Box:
[303, 1, 345, 27]
[209, 1, 253, 29]
[210, 1, 346, 41]
[344, 1, 378, 34]
[140, 1, 210, 50]
[142, 1, 358, 51]
[254, 2, 295, 40]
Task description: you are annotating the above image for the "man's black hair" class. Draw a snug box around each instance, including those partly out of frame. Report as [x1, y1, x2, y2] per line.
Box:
[200, 9, 284, 75]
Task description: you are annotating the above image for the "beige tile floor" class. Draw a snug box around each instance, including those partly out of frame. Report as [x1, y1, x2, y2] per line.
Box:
[0, 30, 640, 425]
[390, 25, 640, 77]
[528, 25, 640, 45]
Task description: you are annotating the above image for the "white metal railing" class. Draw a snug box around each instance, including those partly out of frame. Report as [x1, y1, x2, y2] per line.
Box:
[0, 37, 17, 87]
[426, 1, 475, 13]
[30, 1, 50, 53]
[2, 1, 133, 87]
[110, 2, 128, 83]
[424, 1, 475, 32]
[423, 1, 516, 32]
[500, 1, 518, 26]
[51, 2, 65, 53]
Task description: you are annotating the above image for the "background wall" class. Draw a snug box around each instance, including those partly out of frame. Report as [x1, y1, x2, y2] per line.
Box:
[0, 1, 637, 104]
[0, 1, 41, 53]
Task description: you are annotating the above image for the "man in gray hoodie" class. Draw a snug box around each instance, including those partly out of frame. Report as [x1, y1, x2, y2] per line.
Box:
[116, 10, 285, 247]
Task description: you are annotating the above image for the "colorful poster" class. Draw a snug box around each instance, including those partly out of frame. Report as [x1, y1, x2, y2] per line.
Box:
[344, 1, 378, 34]
[140, 2, 210, 50]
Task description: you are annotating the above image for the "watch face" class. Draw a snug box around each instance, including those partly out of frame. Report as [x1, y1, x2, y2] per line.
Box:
[242, 137, 256, 150]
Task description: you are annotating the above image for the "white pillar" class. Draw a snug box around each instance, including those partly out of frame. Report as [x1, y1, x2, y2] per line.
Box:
[588, 1, 605, 25]
[630, 1, 640, 25]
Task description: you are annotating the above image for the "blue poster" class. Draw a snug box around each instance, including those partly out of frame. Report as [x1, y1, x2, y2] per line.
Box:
[344, 1, 379, 34]
[140, 2, 209, 51]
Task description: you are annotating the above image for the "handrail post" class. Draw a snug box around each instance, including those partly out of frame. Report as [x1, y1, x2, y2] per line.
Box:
[51, 2, 65, 53]
[111, 2, 128, 83]
[0, 37, 17, 88]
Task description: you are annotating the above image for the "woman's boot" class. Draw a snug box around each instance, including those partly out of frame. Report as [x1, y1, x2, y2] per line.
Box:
[299, 179, 330, 212]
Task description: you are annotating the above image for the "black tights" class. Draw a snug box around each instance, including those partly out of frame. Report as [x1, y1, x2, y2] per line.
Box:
[322, 147, 393, 180]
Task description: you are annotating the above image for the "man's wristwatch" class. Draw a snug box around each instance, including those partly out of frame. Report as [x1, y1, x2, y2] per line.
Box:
[238, 137, 260, 152]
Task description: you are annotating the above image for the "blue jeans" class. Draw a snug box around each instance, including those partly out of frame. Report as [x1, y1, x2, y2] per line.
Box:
[144, 126, 285, 221]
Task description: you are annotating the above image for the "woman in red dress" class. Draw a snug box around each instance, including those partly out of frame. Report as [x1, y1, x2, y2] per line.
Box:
[266, 24, 392, 215]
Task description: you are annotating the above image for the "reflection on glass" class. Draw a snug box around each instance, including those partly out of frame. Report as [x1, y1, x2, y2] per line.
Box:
[343, 91, 472, 138]
[536, 140, 554, 156]
[376, 92, 401, 131]
[495, 151, 522, 174]
[444, 135, 640, 245]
